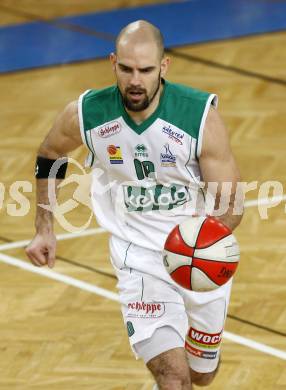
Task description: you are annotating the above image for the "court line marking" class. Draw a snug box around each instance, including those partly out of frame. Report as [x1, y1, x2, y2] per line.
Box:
[0, 251, 285, 361]
[223, 331, 286, 360]
[0, 227, 106, 251]
[0, 195, 285, 251]
[0, 252, 119, 302]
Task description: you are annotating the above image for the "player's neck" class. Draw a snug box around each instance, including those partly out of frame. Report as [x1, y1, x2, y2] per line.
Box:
[126, 83, 164, 125]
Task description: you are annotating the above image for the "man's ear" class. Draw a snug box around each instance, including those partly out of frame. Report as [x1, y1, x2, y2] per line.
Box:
[160, 56, 170, 77]
[110, 52, 117, 72]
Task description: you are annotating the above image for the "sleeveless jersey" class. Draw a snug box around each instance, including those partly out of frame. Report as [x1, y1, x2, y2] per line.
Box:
[78, 80, 218, 251]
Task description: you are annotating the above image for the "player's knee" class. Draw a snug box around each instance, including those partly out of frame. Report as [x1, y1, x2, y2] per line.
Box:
[152, 364, 191, 389]
[146, 346, 192, 389]
[190, 368, 218, 387]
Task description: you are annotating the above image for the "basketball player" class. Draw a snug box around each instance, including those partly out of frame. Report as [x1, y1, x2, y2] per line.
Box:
[26, 21, 243, 389]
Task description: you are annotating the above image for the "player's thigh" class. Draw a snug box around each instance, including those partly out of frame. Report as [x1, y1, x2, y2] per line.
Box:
[110, 236, 189, 350]
[122, 287, 188, 357]
[134, 326, 191, 389]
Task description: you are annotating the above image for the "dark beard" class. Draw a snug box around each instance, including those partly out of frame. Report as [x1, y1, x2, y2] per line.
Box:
[122, 74, 161, 112]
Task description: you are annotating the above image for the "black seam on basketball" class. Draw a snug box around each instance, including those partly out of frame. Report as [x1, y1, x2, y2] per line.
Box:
[193, 218, 207, 248]
[191, 266, 220, 286]
[171, 265, 192, 289]
[177, 225, 192, 247]
[196, 232, 232, 249]
[171, 265, 190, 274]
[194, 219, 206, 247]
[165, 248, 194, 257]
[193, 256, 239, 264]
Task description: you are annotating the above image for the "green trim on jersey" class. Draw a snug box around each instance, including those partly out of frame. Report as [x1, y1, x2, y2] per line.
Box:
[82, 86, 122, 130]
[80, 80, 215, 139]
[160, 81, 213, 139]
[120, 81, 167, 134]
[81, 83, 167, 135]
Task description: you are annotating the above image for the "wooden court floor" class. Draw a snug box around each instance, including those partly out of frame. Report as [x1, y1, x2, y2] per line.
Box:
[0, 1, 286, 389]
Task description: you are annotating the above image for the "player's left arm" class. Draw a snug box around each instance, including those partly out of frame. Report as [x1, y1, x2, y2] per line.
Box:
[199, 106, 243, 231]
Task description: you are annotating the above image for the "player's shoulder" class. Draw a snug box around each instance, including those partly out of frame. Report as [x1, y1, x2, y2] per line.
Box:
[164, 80, 217, 115]
[79, 85, 121, 131]
[165, 80, 212, 102]
[82, 85, 118, 104]
[61, 100, 79, 127]
[161, 80, 217, 139]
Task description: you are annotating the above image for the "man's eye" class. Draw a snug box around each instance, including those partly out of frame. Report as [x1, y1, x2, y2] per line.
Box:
[121, 67, 132, 73]
[141, 68, 152, 73]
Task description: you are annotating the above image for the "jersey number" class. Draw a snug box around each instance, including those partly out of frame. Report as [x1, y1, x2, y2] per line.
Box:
[134, 159, 155, 180]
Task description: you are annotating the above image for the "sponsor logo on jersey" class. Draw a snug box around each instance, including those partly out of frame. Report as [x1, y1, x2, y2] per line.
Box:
[107, 145, 123, 164]
[98, 121, 121, 138]
[187, 327, 223, 349]
[185, 342, 218, 359]
[135, 144, 148, 158]
[162, 125, 184, 145]
[127, 302, 165, 318]
[160, 143, 176, 167]
[123, 183, 192, 212]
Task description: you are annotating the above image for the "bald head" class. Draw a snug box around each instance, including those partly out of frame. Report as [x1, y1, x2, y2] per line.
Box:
[116, 20, 164, 60]
[111, 21, 170, 113]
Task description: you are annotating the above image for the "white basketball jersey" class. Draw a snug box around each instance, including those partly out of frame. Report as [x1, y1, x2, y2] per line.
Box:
[78, 80, 217, 251]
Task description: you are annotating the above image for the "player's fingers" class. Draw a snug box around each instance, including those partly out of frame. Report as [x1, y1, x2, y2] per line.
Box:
[25, 247, 47, 267]
[47, 246, 56, 268]
[25, 246, 39, 265]
[27, 252, 45, 267]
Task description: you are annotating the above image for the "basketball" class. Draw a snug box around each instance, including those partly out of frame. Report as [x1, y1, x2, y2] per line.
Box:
[163, 216, 240, 292]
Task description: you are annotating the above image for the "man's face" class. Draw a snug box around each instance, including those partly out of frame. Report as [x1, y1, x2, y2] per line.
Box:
[111, 42, 169, 112]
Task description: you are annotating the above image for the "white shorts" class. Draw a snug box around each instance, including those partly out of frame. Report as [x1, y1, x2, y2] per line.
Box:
[109, 235, 232, 374]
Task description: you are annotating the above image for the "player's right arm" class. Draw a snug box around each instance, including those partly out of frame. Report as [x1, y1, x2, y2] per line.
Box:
[25, 101, 83, 268]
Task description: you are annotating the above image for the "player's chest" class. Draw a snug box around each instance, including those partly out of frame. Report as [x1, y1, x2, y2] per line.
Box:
[90, 118, 192, 180]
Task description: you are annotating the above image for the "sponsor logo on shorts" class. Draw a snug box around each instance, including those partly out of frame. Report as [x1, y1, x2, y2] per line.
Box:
[107, 145, 123, 164]
[127, 301, 165, 318]
[162, 125, 184, 145]
[187, 327, 223, 349]
[98, 121, 121, 138]
[160, 143, 176, 167]
[185, 342, 218, 360]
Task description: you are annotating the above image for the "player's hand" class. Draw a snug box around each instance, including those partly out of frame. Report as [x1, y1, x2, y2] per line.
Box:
[25, 233, 57, 268]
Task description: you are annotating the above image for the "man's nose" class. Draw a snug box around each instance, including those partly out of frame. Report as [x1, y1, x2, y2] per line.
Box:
[130, 70, 141, 86]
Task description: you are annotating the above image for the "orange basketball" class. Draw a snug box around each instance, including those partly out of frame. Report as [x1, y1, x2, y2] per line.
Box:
[163, 216, 240, 292]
